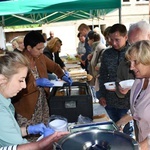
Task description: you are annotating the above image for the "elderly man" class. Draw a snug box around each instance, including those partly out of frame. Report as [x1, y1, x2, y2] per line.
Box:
[47, 31, 54, 41]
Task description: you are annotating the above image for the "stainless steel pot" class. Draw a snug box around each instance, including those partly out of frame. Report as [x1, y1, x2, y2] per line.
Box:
[53, 129, 139, 150]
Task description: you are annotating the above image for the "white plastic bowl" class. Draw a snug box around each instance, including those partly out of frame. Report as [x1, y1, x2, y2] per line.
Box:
[49, 119, 68, 131]
[104, 82, 116, 90]
[119, 79, 135, 89]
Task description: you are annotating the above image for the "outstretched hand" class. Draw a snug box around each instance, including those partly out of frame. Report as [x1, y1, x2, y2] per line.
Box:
[36, 78, 54, 87]
[27, 123, 47, 135]
[119, 85, 130, 95]
[43, 127, 55, 137]
[62, 75, 72, 86]
[64, 71, 70, 77]
[99, 97, 107, 107]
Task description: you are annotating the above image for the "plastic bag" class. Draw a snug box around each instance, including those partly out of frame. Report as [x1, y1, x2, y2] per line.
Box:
[77, 114, 92, 124]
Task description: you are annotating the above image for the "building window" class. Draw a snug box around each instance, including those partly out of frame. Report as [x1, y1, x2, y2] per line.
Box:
[136, 0, 149, 1]
[123, 0, 130, 1]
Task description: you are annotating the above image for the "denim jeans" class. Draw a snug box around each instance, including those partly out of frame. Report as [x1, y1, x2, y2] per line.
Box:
[90, 86, 97, 98]
[96, 91, 100, 99]
[105, 106, 133, 136]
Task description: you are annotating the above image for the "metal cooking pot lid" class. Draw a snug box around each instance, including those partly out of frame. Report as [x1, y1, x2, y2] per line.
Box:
[56, 129, 139, 150]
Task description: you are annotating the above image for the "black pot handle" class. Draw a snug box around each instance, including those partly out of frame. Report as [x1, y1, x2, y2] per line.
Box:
[53, 142, 63, 150]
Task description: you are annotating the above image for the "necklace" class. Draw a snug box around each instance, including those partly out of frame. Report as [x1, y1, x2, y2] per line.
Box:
[30, 66, 39, 79]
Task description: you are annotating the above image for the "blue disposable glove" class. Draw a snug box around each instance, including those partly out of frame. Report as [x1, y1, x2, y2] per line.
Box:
[27, 123, 46, 135]
[62, 75, 73, 86]
[64, 71, 70, 77]
[43, 127, 55, 137]
[36, 78, 54, 87]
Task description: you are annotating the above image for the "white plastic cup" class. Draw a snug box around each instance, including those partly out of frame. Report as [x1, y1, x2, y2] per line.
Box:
[49, 119, 68, 131]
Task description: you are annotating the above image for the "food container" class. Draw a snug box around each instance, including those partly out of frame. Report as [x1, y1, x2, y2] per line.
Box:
[49, 119, 68, 132]
[68, 68, 88, 82]
[53, 129, 139, 150]
[69, 121, 119, 133]
[104, 82, 116, 90]
[48, 82, 93, 123]
[119, 79, 135, 89]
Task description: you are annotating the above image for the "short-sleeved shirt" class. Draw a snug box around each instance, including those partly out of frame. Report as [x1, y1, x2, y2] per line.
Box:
[0, 94, 28, 147]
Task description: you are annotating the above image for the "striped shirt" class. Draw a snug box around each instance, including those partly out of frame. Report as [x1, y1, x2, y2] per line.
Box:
[0, 145, 17, 150]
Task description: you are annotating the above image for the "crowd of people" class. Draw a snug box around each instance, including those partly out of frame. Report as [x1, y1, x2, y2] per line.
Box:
[1, 21, 150, 149]
[76, 21, 150, 149]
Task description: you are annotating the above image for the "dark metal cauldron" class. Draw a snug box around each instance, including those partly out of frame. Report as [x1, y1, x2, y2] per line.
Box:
[53, 129, 139, 150]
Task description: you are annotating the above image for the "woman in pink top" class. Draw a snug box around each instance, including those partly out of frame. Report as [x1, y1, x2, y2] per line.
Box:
[125, 40, 150, 149]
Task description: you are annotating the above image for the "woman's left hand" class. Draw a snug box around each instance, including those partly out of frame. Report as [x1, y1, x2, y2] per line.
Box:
[139, 138, 148, 150]
[119, 85, 130, 95]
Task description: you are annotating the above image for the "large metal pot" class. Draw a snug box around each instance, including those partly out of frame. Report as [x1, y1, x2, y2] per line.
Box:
[53, 129, 139, 150]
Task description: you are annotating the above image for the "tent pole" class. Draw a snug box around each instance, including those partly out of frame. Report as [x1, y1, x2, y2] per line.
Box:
[91, 19, 94, 29]
[97, 10, 100, 29]
[119, 8, 121, 24]
[149, 1, 150, 23]
[90, 10, 94, 30]
[2, 16, 5, 26]
[98, 18, 101, 31]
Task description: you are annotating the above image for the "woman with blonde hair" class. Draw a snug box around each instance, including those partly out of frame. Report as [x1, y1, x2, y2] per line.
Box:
[43, 37, 67, 79]
[46, 37, 62, 53]
[12, 39, 19, 51]
[0, 51, 69, 149]
[14, 36, 24, 53]
[121, 40, 150, 149]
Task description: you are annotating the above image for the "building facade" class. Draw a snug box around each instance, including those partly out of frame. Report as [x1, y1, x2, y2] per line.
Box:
[4, 0, 149, 54]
